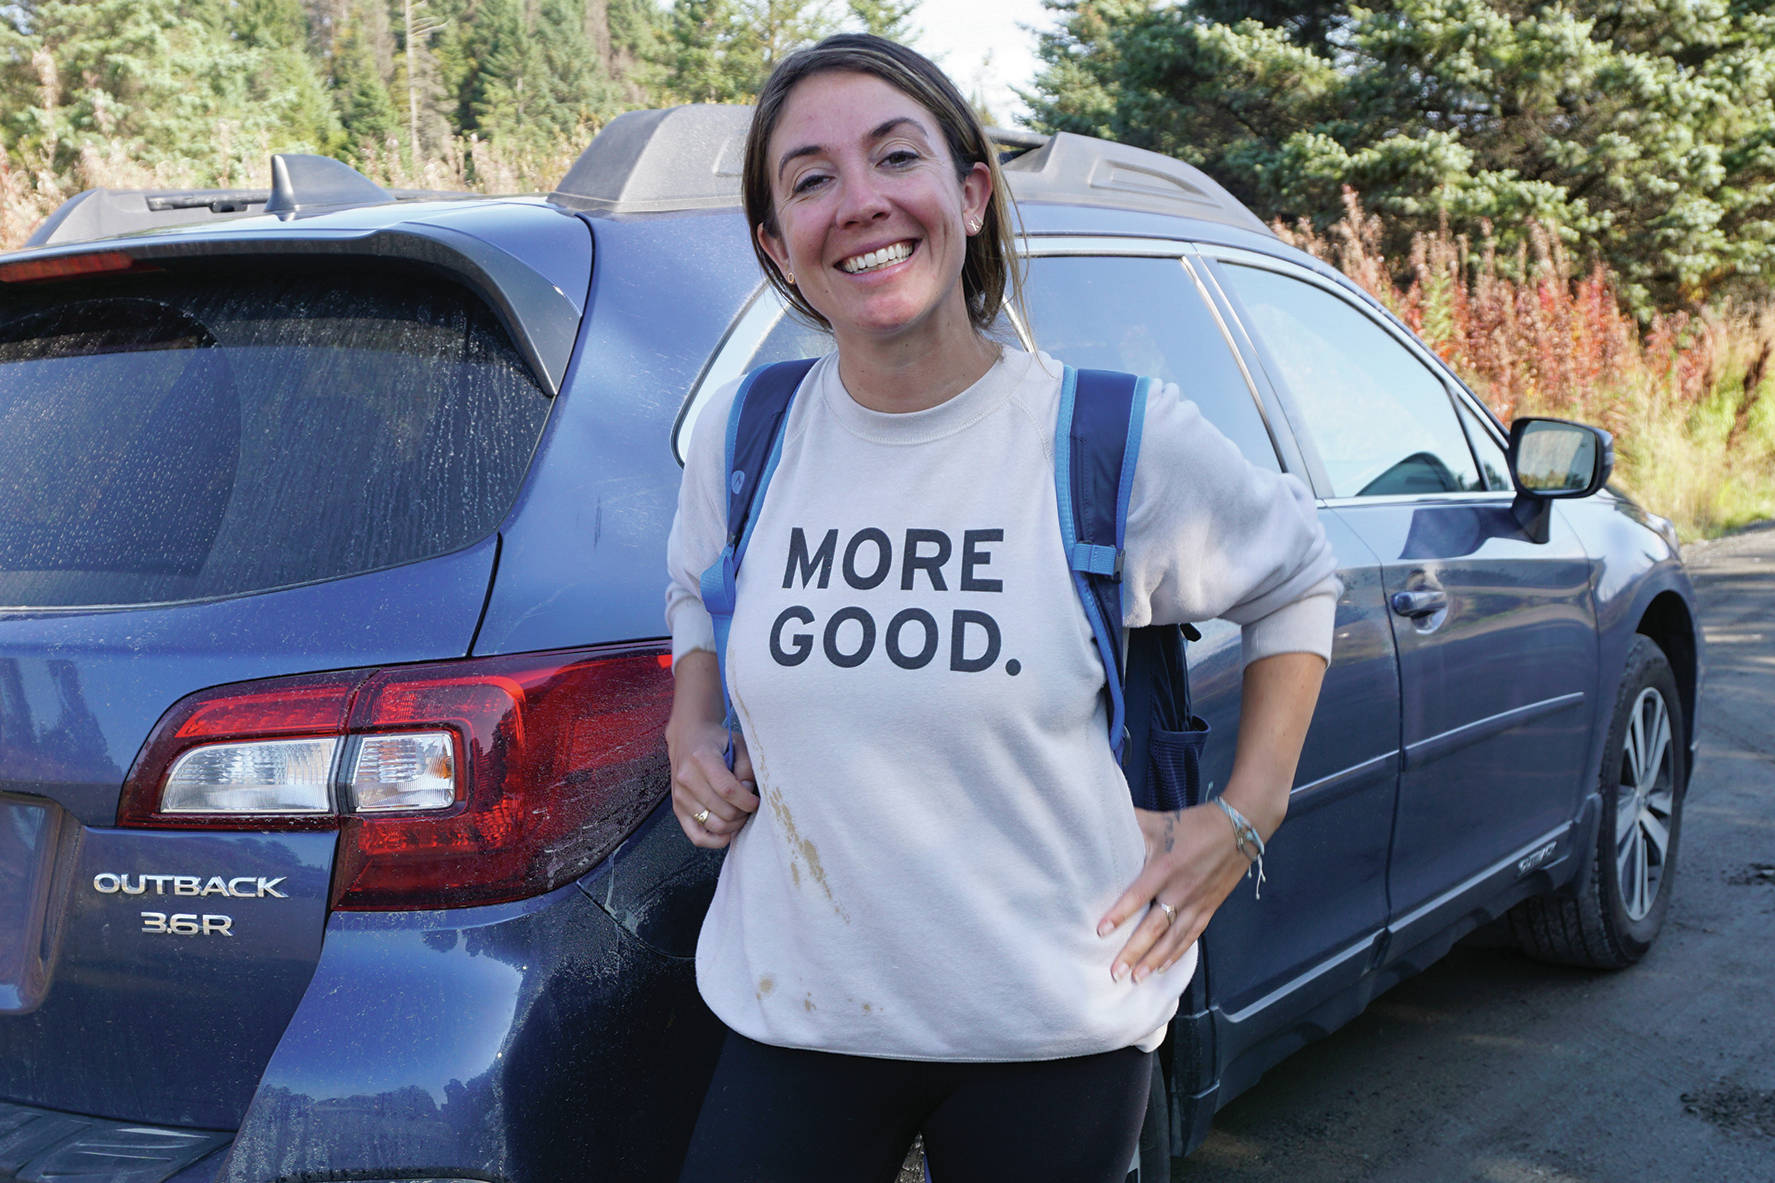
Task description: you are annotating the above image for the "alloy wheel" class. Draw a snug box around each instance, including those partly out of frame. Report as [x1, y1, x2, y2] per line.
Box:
[1615, 686, 1675, 921]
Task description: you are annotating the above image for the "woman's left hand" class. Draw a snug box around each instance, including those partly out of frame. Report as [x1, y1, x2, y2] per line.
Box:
[1094, 650, 1329, 983]
[1097, 803, 1254, 982]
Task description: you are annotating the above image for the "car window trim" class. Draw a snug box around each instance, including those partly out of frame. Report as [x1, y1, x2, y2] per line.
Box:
[672, 282, 793, 463]
[1022, 238, 1286, 470]
[1199, 245, 1495, 504]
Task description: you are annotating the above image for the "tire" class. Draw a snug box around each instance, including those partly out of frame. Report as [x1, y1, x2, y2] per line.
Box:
[1508, 634, 1687, 968]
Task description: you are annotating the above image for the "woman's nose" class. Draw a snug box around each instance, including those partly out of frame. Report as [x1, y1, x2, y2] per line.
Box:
[835, 172, 891, 226]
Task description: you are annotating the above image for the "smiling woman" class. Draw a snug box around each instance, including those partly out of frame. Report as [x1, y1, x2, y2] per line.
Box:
[663, 33, 1338, 1183]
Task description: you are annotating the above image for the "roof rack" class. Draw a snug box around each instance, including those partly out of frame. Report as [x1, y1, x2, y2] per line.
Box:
[547, 104, 1272, 236]
[997, 132, 1271, 235]
[551, 105, 752, 214]
[25, 154, 477, 248]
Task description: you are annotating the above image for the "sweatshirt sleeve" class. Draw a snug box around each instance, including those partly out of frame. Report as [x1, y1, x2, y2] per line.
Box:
[1122, 380, 1340, 666]
[664, 377, 744, 665]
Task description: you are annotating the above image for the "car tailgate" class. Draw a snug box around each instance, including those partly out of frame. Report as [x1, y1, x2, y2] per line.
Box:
[0, 539, 495, 1128]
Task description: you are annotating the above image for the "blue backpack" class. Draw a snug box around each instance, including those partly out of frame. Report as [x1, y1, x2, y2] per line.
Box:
[697, 359, 1209, 812]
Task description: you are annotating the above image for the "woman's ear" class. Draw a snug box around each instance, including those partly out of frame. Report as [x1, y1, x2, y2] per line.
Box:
[757, 221, 794, 284]
[961, 162, 992, 233]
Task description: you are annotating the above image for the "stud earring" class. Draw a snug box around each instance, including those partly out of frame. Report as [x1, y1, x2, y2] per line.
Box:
[785, 271, 796, 285]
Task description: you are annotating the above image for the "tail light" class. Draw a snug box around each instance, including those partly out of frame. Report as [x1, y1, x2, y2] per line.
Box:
[0, 250, 157, 284]
[118, 646, 675, 910]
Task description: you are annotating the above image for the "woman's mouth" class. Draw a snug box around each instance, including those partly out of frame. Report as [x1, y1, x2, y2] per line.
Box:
[838, 241, 916, 274]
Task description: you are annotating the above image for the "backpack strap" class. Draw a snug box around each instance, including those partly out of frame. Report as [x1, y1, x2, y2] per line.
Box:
[1055, 366, 1150, 760]
[697, 357, 818, 763]
[1057, 367, 1207, 812]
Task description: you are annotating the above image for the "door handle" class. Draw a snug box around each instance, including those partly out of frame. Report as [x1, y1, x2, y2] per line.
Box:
[1390, 589, 1448, 619]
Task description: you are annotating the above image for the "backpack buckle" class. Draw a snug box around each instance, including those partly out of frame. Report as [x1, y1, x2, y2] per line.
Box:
[1070, 542, 1123, 580]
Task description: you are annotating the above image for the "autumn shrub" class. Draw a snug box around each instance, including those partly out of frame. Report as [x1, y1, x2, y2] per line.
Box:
[1276, 190, 1775, 538]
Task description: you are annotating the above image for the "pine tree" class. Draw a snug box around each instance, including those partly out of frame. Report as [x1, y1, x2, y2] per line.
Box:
[329, 3, 400, 162]
[846, 0, 917, 42]
[662, 0, 835, 105]
[0, 0, 342, 183]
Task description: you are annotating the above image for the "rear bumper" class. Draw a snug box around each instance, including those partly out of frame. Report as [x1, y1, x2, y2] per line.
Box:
[217, 799, 724, 1183]
[0, 1100, 227, 1182]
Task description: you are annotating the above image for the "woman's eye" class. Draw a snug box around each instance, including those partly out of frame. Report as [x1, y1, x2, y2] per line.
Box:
[791, 173, 829, 195]
[883, 149, 919, 167]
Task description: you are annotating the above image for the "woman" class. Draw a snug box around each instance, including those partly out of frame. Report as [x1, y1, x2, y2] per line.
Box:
[665, 33, 1337, 1182]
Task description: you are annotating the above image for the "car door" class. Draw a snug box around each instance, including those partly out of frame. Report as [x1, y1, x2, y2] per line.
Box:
[1205, 250, 1599, 951]
[1016, 241, 1403, 1057]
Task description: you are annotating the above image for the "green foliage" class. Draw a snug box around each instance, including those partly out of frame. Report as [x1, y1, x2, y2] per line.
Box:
[0, 0, 342, 180]
[330, 4, 398, 161]
[662, 0, 836, 104]
[463, 0, 612, 152]
[1026, 0, 1775, 314]
[847, 0, 917, 41]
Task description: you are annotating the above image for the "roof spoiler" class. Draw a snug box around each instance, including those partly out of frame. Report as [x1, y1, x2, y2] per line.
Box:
[548, 104, 1272, 235]
[27, 154, 475, 248]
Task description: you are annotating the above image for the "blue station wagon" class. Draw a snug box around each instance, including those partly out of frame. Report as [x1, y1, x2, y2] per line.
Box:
[0, 106, 1700, 1182]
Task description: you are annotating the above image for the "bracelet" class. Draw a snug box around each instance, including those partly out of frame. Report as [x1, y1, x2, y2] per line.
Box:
[1214, 797, 1268, 900]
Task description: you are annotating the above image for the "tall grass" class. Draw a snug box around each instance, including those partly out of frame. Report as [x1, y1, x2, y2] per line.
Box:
[1276, 190, 1775, 538]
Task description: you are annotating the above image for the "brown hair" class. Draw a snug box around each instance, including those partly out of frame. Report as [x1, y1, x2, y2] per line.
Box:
[742, 33, 1022, 335]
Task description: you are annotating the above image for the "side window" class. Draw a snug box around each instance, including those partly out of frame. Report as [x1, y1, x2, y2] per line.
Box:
[1453, 394, 1512, 491]
[1217, 263, 1483, 497]
[1021, 255, 1280, 471]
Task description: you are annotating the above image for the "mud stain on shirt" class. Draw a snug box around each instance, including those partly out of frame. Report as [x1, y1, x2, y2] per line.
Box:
[763, 783, 850, 923]
[757, 976, 775, 1000]
[803, 993, 817, 1012]
[732, 691, 850, 923]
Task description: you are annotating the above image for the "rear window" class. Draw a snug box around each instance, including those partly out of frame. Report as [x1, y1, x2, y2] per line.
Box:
[0, 264, 551, 607]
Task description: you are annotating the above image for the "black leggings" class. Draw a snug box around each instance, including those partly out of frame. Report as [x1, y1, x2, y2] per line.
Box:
[677, 1031, 1153, 1183]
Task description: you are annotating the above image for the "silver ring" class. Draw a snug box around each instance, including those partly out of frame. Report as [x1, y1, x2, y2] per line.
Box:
[693, 808, 711, 827]
[1158, 901, 1178, 926]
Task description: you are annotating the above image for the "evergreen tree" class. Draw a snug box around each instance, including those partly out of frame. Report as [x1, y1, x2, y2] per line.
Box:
[1026, 0, 1775, 311]
[662, 0, 834, 104]
[846, 0, 917, 42]
[0, 0, 341, 182]
[467, 0, 613, 153]
[329, 4, 400, 161]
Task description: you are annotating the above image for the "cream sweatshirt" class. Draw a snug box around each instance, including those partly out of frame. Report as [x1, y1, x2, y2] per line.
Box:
[665, 347, 1337, 1061]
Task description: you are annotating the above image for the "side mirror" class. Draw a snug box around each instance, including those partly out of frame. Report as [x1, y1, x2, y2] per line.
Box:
[1506, 418, 1614, 542]
[1508, 418, 1614, 498]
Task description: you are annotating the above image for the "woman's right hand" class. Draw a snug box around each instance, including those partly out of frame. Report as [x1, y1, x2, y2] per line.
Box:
[666, 650, 760, 849]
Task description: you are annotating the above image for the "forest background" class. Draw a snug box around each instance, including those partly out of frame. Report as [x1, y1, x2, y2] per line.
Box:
[2, 0, 1773, 535]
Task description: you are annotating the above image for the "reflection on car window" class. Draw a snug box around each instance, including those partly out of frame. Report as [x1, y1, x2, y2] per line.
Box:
[0, 265, 549, 607]
[1218, 264, 1482, 497]
[749, 308, 833, 368]
[1021, 256, 1278, 470]
[1454, 395, 1512, 491]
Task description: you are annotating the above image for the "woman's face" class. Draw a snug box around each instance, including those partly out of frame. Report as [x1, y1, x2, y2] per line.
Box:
[758, 70, 991, 349]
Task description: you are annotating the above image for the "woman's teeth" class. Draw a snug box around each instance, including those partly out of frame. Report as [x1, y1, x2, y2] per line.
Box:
[840, 242, 913, 273]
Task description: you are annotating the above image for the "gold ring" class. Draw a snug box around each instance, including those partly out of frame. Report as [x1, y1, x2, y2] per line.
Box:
[1158, 901, 1178, 926]
[693, 808, 711, 827]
